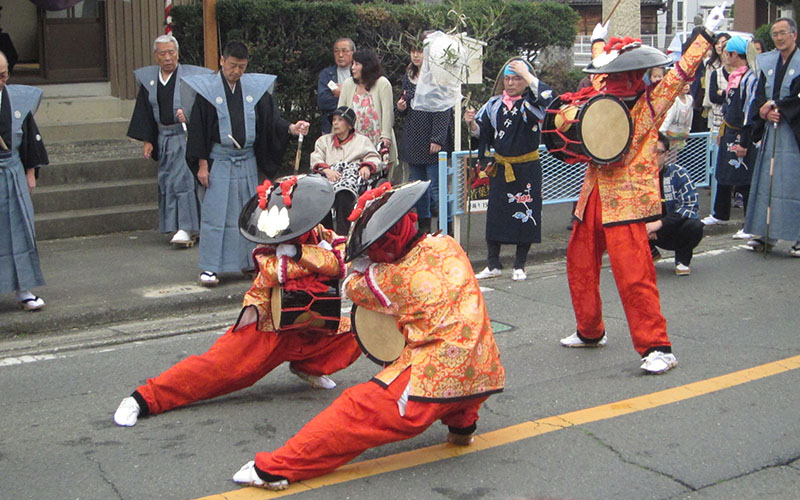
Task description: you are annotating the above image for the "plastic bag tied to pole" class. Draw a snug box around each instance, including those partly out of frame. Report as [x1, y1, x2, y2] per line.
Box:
[412, 31, 468, 112]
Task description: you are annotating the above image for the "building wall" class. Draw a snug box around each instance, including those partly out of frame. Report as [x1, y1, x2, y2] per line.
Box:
[3, 1, 39, 62]
[106, 0, 195, 99]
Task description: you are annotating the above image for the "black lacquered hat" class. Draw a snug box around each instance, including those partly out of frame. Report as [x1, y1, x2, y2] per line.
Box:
[345, 180, 429, 262]
[239, 174, 334, 244]
[584, 41, 671, 74]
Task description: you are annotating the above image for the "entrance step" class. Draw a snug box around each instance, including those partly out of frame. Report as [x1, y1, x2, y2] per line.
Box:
[40, 118, 132, 143]
[34, 139, 160, 240]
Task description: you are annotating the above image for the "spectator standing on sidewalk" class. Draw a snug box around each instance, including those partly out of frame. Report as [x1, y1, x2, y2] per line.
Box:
[0, 51, 48, 312]
[317, 38, 355, 134]
[464, 58, 554, 282]
[127, 35, 211, 248]
[648, 133, 704, 276]
[701, 37, 758, 238]
[183, 41, 309, 286]
[396, 35, 453, 234]
[743, 18, 800, 256]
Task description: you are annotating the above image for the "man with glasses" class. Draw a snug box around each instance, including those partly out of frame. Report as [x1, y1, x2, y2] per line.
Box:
[464, 59, 554, 282]
[317, 38, 355, 134]
[742, 18, 800, 257]
[647, 133, 704, 276]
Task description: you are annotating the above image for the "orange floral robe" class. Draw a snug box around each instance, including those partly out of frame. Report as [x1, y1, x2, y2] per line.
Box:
[345, 234, 505, 401]
[242, 225, 351, 334]
[574, 34, 712, 224]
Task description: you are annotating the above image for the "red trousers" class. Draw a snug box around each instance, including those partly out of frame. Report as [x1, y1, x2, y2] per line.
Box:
[255, 368, 488, 483]
[136, 323, 362, 415]
[567, 187, 670, 355]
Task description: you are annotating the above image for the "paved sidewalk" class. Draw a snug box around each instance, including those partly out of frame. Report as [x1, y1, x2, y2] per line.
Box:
[0, 189, 741, 337]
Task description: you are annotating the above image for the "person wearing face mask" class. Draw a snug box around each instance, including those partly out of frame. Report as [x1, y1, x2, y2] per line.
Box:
[555, 4, 727, 374]
[464, 58, 554, 282]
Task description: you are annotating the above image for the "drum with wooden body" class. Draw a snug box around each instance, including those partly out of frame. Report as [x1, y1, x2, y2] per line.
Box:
[351, 305, 405, 366]
[271, 279, 341, 335]
[542, 93, 633, 165]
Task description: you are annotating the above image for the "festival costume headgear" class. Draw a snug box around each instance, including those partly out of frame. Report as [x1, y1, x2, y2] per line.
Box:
[344, 180, 430, 262]
[332, 106, 356, 128]
[239, 174, 334, 244]
[583, 37, 671, 74]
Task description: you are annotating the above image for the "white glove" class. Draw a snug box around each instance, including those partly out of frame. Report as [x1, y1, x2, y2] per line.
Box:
[591, 22, 609, 42]
[349, 257, 371, 275]
[317, 240, 333, 251]
[704, 2, 727, 32]
[276, 243, 298, 259]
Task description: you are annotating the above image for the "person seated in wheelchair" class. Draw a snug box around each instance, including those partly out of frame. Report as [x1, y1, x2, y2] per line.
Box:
[311, 106, 383, 235]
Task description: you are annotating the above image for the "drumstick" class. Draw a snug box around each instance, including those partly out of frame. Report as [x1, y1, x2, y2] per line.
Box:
[602, 0, 624, 26]
[293, 133, 304, 172]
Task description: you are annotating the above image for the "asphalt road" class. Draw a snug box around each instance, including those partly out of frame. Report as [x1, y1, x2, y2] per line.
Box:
[1, 234, 798, 500]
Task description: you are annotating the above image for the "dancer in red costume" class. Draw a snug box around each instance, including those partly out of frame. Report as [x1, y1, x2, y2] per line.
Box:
[232, 181, 505, 490]
[554, 4, 728, 373]
[113, 175, 362, 426]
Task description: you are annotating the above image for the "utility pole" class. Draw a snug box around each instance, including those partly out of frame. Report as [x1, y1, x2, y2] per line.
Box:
[203, 0, 219, 70]
[603, 0, 641, 39]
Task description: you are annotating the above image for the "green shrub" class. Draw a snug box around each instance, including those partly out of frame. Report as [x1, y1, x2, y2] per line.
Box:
[171, 0, 577, 175]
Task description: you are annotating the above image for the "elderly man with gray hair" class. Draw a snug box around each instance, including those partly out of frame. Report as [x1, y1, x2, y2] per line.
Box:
[127, 34, 213, 247]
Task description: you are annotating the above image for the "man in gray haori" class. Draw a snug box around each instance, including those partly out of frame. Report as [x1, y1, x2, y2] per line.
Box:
[0, 51, 49, 311]
[127, 35, 211, 247]
[183, 41, 309, 286]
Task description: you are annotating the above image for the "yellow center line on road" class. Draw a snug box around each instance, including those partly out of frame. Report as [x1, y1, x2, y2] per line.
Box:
[195, 354, 800, 500]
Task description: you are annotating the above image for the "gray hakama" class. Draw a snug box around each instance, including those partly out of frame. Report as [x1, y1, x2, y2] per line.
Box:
[0, 85, 47, 294]
[129, 64, 211, 234]
[744, 51, 800, 242]
[183, 73, 276, 273]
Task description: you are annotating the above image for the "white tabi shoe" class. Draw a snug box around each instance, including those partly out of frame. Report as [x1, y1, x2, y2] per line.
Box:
[113, 397, 140, 427]
[16, 290, 45, 311]
[199, 271, 219, 286]
[560, 332, 607, 347]
[233, 461, 288, 490]
[170, 229, 192, 244]
[290, 367, 336, 389]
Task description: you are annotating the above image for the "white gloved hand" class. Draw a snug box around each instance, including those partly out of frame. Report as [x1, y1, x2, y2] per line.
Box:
[349, 257, 371, 275]
[317, 240, 333, 251]
[704, 2, 727, 32]
[276, 243, 298, 259]
[591, 21, 609, 41]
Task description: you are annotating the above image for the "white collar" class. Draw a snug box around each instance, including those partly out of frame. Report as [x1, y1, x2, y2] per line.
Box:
[159, 68, 175, 86]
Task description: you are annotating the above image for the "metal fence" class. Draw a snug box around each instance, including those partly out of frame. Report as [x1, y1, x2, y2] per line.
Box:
[436, 131, 713, 232]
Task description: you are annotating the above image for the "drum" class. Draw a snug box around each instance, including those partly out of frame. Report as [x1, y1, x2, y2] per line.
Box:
[351, 305, 405, 366]
[542, 93, 633, 165]
[270, 279, 341, 334]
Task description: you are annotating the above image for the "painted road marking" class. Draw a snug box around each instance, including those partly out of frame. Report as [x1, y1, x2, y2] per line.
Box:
[194, 354, 800, 500]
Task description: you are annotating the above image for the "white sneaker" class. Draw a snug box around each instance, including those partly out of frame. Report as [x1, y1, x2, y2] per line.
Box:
[232, 461, 289, 490]
[560, 332, 607, 347]
[511, 268, 526, 281]
[675, 263, 691, 276]
[113, 397, 140, 427]
[789, 243, 800, 258]
[170, 229, 192, 244]
[732, 229, 752, 240]
[290, 367, 336, 389]
[640, 351, 677, 374]
[475, 267, 501, 279]
[199, 271, 219, 286]
[701, 215, 724, 225]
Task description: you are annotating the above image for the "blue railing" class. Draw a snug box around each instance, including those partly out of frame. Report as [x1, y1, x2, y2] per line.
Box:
[437, 131, 713, 232]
